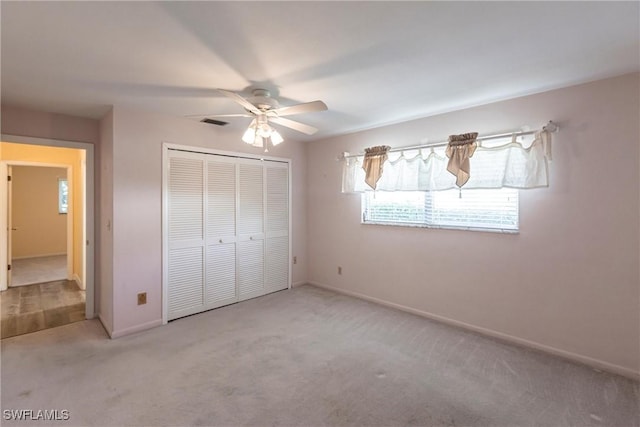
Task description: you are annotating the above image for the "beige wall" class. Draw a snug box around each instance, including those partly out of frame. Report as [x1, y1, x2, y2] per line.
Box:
[2, 105, 100, 144]
[0, 143, 85, 286]
[306, 73, 640, 377]
[11, 166, 67, 258]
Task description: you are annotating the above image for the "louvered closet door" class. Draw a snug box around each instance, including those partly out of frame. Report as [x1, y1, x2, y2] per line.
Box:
[205, 158, 238, 309]
[165, 149, 291, 322]
[264, 163, 289, 293]
[237, 160, 265, 301]
[167, 152, 205, 320]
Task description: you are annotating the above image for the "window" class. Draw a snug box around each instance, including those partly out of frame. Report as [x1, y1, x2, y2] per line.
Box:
[58, 178, 68, 214]
[362, 188, 518, 233]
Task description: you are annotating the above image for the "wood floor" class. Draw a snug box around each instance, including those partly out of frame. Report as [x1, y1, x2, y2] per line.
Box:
[0, 280, 85, 338]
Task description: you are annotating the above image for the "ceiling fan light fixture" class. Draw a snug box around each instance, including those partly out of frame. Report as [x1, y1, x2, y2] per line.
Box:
[242, 128, 255, 144]
[242, 120, 257, 144]
[244, 117, 285, 148]
[271, 129, 284, 146]
[258, 123, 272, 138]
[252, 135, 264, 148]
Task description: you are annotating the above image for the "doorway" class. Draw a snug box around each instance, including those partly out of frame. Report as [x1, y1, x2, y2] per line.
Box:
[0, 135, 94, 338]
[8, 164, 72, 287]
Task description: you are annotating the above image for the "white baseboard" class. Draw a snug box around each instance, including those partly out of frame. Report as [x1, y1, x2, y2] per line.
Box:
[12, 252, 67, 260]
[97, 314, 113, 338]
[72, 273, 84, 290]
[308, 281, 640, 381]
[292, 281, 307, 288]
[110, 319, 163, 339]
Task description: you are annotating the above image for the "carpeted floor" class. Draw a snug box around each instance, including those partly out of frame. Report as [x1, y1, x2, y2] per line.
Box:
[1, 284, 638, 426]
[10, 255, 67, 287]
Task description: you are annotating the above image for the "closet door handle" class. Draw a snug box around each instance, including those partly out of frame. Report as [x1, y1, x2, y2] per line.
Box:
[219, 239, 223, 243]
[249, 236, 253, 240]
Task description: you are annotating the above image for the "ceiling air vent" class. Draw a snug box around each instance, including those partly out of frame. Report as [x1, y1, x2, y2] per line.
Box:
[200, 118, 228, 126]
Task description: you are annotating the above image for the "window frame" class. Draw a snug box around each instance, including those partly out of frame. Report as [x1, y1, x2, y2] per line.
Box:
[58, 178, 68, 214]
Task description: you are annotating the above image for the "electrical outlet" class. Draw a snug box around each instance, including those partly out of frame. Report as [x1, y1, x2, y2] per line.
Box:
[137, 292, 147, 305]
[293, 256, 297, 264]
[338, 266, 342, 275]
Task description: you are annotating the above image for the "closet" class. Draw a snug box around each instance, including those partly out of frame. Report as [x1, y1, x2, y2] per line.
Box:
[164, 147, 290, 321]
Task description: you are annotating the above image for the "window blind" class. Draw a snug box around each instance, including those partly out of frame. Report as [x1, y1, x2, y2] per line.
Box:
[362, 188, 518, 232]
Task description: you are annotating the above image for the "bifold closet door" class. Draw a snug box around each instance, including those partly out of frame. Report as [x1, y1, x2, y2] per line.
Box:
[237, 160, 265, 301]
[205, 159, 238, 308]
[167, 153, 205, 320]
[166, 149, 290, 321]
[265, 164, 289, 293]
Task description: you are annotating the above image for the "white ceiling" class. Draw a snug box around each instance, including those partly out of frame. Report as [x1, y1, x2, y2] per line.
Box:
[2, 1, 639, 141]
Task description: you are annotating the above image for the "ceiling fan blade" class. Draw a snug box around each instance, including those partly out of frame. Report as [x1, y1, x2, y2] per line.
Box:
[270, 117, 318, 135]
[217, 89, 261, 115]
[271, 100, 327, 117]
[185, 113, 253, 118]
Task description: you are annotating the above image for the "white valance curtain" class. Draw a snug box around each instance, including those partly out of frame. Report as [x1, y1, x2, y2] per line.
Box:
[342, 130, 552, 193]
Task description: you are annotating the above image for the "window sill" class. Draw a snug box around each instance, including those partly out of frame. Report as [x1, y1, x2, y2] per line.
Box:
[361, 220, 519, 234]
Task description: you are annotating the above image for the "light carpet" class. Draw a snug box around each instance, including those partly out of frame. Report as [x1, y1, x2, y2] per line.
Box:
[10, 255, 67, 287]
[1, 285, 638, 426]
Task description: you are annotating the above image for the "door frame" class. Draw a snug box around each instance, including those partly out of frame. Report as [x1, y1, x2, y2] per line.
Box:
[3, 164, 13, 287]
[1, 161, 74, 287]
[0, 134, 95, 319]
[162, 143, 292, 324]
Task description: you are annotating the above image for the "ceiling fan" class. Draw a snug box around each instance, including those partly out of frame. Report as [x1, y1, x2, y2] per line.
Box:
[194, 88, 328, 150]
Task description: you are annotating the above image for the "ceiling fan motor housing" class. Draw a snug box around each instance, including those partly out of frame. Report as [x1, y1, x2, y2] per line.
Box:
[249, 89, 279, 111]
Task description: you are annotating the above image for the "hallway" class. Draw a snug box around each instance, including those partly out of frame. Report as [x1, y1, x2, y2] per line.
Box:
[10, 255, 67, 287]
[1, 280, 85, 338]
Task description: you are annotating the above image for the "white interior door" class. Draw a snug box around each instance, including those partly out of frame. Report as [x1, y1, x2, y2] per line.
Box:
[167, 153, 205, 320]
[237, 160, 265, 301]
[265, 164, 289, 293]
